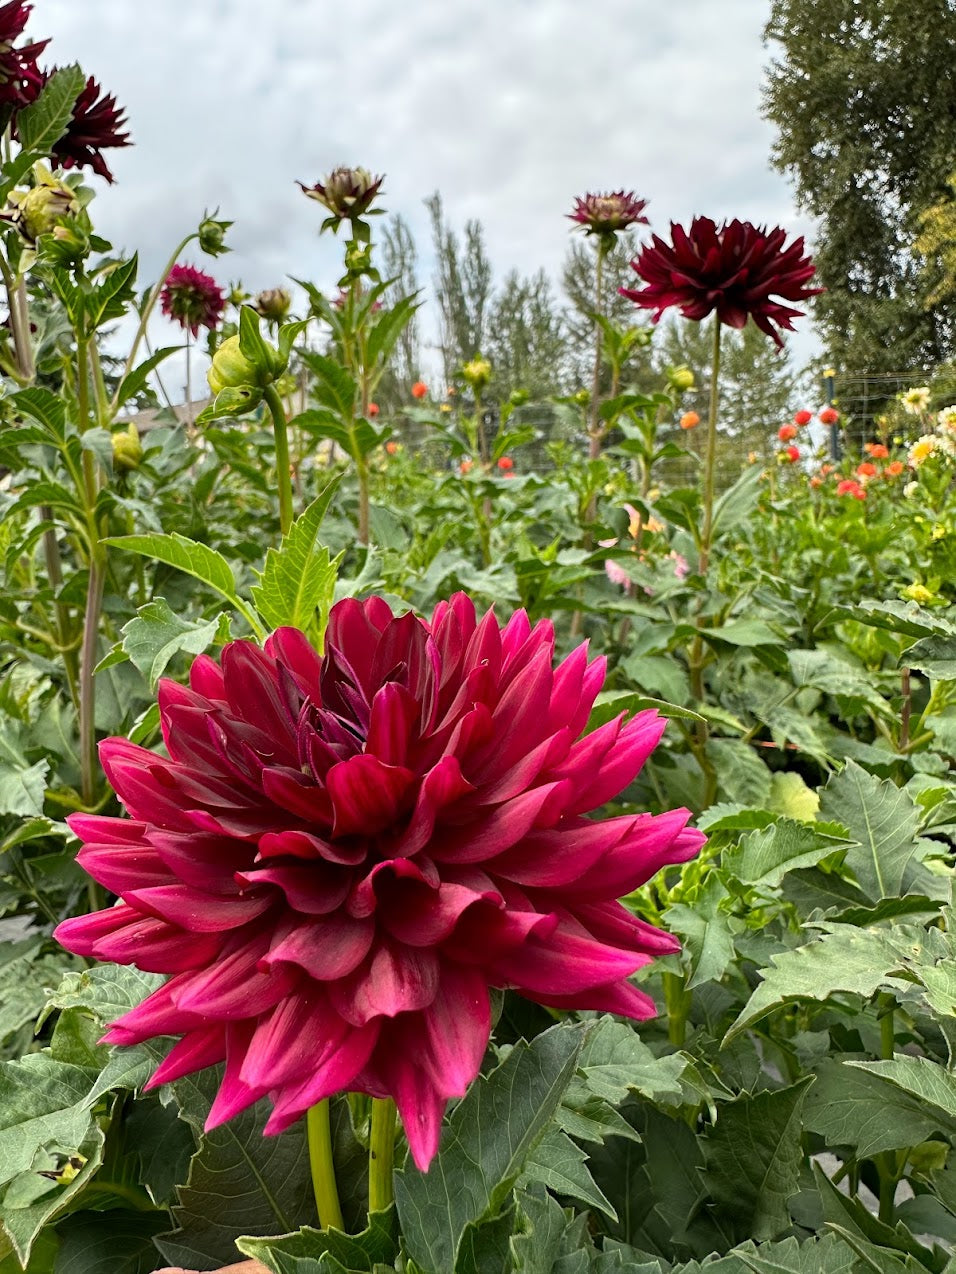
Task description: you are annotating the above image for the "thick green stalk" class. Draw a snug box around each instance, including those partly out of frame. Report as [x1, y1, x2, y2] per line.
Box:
[306, 1100, 344, 1231]
[368, 1097, 397, 1213]
[588, 237, 608, 462]
[663, 969, 690, 1048]
[79, 555, 105, 810]
[698, 315, 723, 576]
[264, 383, 295, 537]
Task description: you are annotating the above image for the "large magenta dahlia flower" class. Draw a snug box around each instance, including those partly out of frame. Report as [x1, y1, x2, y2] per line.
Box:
[161, 263, 226, 337]
[621, 215, 821, 348]
[55, 595, 701, 1170]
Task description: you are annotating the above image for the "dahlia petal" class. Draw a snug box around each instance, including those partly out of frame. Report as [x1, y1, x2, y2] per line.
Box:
[488, 816, 637, 887]
[379, 1046, 446, 1171]
[330, 942, 440, 1025]
[347, 857, 431, 918]
[103, 978, 207, 1045]
[263, 1020, 380, 1133]
[326, 754, 414, 837]
[429, 782, 567, 863]
[205, 1022, 263, 1129]
[257, 827, 364, 866]
[572, 810, 704, 899]
[76, 842, 172, 893]
[66, 813, 149, 845]
[220, 642, 298, 759]
[145, 1025, 227, 1090]
[240, 990, 348, 1088]
[261, 913, 375, 980]
[365, 682, 419, 766]
[235, 862, 351, 914]
[260, 767, 333, 824]
[125, 883, 273, 932]
[561, 711, 667, 814]
[421, 964, 491, 1094]
[382, 880, 500, 946]
[150, 829, 256, 890]
[265, 626, 324, 702]
[172, 941, 297, 1017]
[571, 899, 682, 955]
[489, 926, 646, 995]
[189, 652, 226, 699]
[525, 979, 658, 1020]
[443, 902, 557, 962]
[388, 755, 473, 856]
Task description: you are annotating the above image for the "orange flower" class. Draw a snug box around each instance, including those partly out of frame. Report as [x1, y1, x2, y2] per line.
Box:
[679, 411, 700, 430]
[368, 402, 379, 417]
[460, 459, 473, 474]
[885, 460, 905, 476]
[411, 381, 428, 399]
[794, 409, 812, 425]
[837, 478, 866, 499]
[819, 463, 834, 476]
[856, 461, 878, 478]
[497, 456, 514, 471]
[819, 406, 839, 425]
[778, 423, 797, 441]
[809, 476, 823, 488]
[385, 440, 399, 455]
[864, 442, 889, 459]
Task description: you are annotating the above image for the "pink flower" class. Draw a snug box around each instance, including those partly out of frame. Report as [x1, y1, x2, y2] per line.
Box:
[605, 559, 631, 588]
[669, 551, 689, 580]
[568, 191, 649, 237]
[161, 264, 225, 337]
[55, 595, 700, 1171]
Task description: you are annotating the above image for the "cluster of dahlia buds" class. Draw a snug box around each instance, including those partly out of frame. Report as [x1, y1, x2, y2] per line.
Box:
[298, 166, 384, 237]
[568, 190, 649, 239]
[0, 162, 78, 243]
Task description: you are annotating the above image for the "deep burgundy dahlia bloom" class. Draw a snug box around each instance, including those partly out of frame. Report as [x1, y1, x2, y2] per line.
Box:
[45, 74, 130, 183]
[161, 264, 225, 337]
[297, 167, 384, 225]
[55, 595, 701, 1170]
[0, 0, 47, 112]
[568, 191, 649, 237]
[621, 215, 821, 348]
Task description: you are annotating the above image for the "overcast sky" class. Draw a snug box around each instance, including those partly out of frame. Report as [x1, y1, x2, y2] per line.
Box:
[37, 0, 818, 392]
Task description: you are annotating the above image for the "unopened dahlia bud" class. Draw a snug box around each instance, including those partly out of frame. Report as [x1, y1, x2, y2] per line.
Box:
[198, 211, 232, 257]
[207, 335, 260, 395]
[0, 165, 78, 243]
[666, 365, 695, 392]
[462, 357, 492, 391]
[111, 423, 143, 471]
[255, 287, 291, 322]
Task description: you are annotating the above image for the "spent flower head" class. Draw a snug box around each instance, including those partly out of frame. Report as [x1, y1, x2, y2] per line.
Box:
[568, 190, 649, 238]
[622, 216, 820, 349]
[55, 594, 700, 1170]
[161, 264, 226, 338]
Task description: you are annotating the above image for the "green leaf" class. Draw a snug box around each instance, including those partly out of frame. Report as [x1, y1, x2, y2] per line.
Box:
[83, 256, 138, 331]
[303, 352, 358, 418]
[119, 598, 227, 688]
[701, 621, 782, 648]
[767, 772, 820, 822]
[804, 1057, 956, 1158]
[455, 1206, 517, 1274]
[14, 64, 85, 153]
[722, 819, 850, 890]
[813, 1164, 941, 1272]
[724, 926, 911, 1043]
[53, 1209, 170, 1274]
[10, 388, 68, 442]
[237, 1205, 398, 1272]
[394, 1023, 584, 1274]
[904, 634, 956, 681]
[521, 1126, 616, 1219]
[196, 385, 264, 423]
[155, 1065, 315, 1269]
[576, 1018, 686, 1105]
[102, 532, 263, 636]
[706, 738, 772, 808]
[848, 1057, 956, 1131]
[588, 691, 704, 729]
[819, 761, 922, 902]
[365, 291, 420, 369]
[700, 1078, 813, 1243]
[251, 479, 344, 632]
[711, 466, 762, 538]
[43, 963, 164, 1029]
[113, 345, 180, 410]
[665, 873, 738, 988]
[510, 1185, 574, 1274]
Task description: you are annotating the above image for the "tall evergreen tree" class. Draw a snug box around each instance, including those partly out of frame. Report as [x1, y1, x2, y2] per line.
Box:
[380, 212, 421, 389]
[486, 269, 570, 401]
[562, 233, 647, 388]
[762, 0, 956, 376]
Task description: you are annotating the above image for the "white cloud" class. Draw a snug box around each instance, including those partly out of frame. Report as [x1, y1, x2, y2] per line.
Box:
[35, 0, 820, 385]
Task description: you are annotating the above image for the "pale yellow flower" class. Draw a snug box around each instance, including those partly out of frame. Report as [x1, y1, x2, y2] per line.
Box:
[909, 436, 936, 466]
[901, 386, 931, 415]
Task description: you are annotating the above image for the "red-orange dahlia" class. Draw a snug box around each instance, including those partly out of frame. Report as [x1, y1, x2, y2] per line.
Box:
[793, 410, 813, 426]
[411, 381, 428, 399]
[621, 216, 821, 349]
[55, 595, 700, 1170]
[160, 264, 225, 337]
[819, 406, 840, 425]
[778, 423, 797, 442]
[568, 191, 649, 237]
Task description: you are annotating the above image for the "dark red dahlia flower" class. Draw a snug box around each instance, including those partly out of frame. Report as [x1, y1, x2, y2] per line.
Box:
[298, 166, 384, 227]
[44, 74, 130, 183]
[55, 595, 701, 1170]
[621, 216, 821, 349]
[568, 191, 649, 237]
[0, 0, 47, 114]
[161, 264, 226, 337]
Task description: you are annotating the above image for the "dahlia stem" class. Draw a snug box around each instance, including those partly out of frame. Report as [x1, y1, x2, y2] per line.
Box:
[184, 327, 193, 427]
[368, 1097, 397, 1213]
[264, 383, 295, 538]
[698, 315, 723, 576]
[588, 236, 608, 462]
[307, 1099, 344, 1231]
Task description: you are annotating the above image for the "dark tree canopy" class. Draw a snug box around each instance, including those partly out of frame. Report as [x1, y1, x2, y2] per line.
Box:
[762, 0, 956, 376]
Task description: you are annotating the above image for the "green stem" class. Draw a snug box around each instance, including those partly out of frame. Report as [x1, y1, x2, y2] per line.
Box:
[663, 969, 690, 1048]
[79, 554, 106, 811]
[698, 315, 722, 575]
[878, 992, 895, 1060]
[264, 383, 295, 537]
[111, 232, 196, 413]
[369, 1097, 397, 1213]
[588, 237, 607, 461]
[307, 1100, 344, 1231]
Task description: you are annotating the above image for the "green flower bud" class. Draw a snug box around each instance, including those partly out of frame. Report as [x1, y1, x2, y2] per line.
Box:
[572, 388, 590, 406]
[666, 365, 696, 392]
[111, 423, 143, 471]
[509, 388, 530, 407]
[255, 287, 292, 322]
[198, 211, 232, 257]
[207, 335, 261, 395]
[1, 164, 79, 244]
[462, 357, 492, 391]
